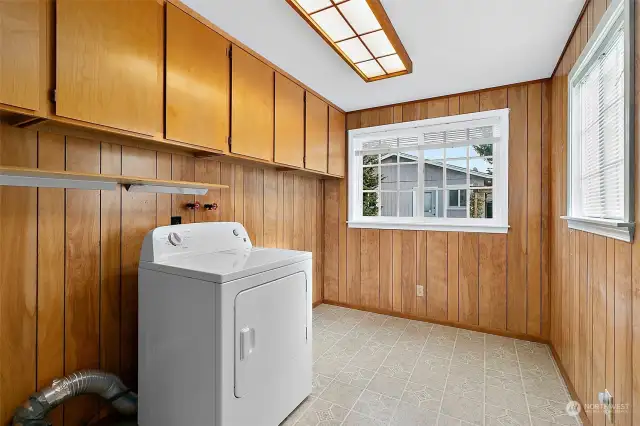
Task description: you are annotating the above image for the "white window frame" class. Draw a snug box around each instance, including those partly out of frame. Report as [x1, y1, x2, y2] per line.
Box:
[563, 0, 635, 242]
[348, 109, 510, 233]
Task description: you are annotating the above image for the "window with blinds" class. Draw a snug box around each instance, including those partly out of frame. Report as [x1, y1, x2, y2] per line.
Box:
[566, 0, 634, 242]
[574, 22, 624, 219]
[347, 108, 510, 233]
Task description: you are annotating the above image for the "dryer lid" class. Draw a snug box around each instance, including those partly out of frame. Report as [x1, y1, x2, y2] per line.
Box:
[140, 247, 311, 283]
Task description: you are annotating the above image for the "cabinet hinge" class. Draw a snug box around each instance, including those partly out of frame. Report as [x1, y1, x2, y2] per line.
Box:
[227, 46, 232, 59]
[305, 326, 308, 341]
[49, 89, 57, 104]
[227, 136, 232, 150]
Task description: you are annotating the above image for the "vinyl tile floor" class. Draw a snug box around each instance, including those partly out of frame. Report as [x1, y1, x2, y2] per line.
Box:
[280, 304, 581, 426]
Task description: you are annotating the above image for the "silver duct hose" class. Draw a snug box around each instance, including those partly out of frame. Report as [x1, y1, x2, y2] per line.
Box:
[12, 370, 137, 426]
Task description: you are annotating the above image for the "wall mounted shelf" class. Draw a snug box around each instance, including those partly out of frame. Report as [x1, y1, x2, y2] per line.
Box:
[0, 166, 228, 194]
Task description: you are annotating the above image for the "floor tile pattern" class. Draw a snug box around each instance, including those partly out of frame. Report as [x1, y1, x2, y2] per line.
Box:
[281, 305, 580, 426]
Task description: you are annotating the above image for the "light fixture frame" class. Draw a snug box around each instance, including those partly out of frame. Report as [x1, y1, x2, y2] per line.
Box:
[286, 0, 413, 82]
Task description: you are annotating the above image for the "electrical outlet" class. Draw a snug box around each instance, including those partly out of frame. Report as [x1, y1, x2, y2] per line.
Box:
[598, 389, 614, 423]
[416, 285, 424, 297]
[171, 216, 182, 225]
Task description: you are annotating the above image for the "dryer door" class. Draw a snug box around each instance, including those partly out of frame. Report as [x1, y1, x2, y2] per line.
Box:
[234, 271, 308, 398]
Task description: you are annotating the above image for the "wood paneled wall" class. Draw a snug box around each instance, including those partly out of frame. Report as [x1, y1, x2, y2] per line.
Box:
[548, 1, 640, 425]
[0, 124, 324, 426]
[324, 80, 551, 340]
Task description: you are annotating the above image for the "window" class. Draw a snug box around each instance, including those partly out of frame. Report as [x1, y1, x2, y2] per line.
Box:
[349, 109, 509, 233]
[448, 189, 466, 208]
[565, 0, 635, 242]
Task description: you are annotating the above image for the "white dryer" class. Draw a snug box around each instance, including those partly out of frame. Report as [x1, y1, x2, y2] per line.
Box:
[137, 222, 312, 426]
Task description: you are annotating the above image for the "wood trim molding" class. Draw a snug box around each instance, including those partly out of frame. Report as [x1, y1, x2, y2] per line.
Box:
[365, 0, 412, 73]
[167, 0, 345, 113]
[551, 0, 591, 77]
[319, 301, 550, 344]
[24, 115, 220, 156]
[346, 78, 550, 114]
[549, 345, 592, 426]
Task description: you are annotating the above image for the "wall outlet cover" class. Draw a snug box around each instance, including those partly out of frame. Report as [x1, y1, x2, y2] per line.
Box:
[171, 216, 182, 225]
[416, 285, 424, 297]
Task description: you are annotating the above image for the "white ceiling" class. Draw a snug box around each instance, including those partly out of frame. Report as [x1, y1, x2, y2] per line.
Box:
[182, 0, 585, 112]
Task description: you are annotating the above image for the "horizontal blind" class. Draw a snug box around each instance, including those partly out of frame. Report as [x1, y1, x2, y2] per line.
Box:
[578, 24, 625, 219]
[423, 124, 499, 146]
[354, 117, 502, 156]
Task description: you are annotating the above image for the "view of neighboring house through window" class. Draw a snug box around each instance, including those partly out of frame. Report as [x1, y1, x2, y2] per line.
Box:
[350, 108, 509, 233]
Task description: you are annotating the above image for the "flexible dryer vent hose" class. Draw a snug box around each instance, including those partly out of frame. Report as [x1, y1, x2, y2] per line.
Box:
[12, 370, 137, 426]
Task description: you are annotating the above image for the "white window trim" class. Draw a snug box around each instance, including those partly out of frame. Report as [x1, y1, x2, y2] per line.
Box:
[348, 109, 510, 233]
[563, 0, 635, 242]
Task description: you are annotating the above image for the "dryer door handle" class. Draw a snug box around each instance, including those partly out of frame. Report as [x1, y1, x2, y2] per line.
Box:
[239, 327, 255, 361]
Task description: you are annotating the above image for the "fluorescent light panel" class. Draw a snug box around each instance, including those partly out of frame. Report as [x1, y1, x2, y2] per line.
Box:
[311, 7, 354, 41]
[357, 60, 385, 78]
[337, 0, 381, 34]
[378, 54, 406, 73]
[288, 0, 412, 81]
[296, 0, 332, 13]
[361, 30, 395, 57]
[337, 38, 372, 63]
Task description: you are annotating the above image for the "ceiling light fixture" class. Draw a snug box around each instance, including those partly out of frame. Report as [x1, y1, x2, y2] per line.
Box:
[287, 0, 413, 82]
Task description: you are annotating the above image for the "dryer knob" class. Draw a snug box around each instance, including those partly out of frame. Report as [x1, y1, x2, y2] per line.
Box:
[168, 232, 183, 246]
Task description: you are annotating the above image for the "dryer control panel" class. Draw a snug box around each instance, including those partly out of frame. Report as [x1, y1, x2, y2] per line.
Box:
[140, 222, 252, 263]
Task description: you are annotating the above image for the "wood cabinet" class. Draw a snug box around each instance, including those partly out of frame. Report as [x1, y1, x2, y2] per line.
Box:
[0, 0, 342, 176]
[166, 3, 229, 151]
[231, 46, 274, 162]
[56, 0, 163, 136]
[328, 107, 346, 177]
[0, 0, 40, 111]
[305, 93, 328, 173]
[274, 73, 304, 168]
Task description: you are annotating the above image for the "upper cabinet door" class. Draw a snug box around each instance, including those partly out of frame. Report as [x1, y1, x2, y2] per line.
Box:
[56, 0, 163, 136]
[0, 0, 40, 111]
[274, 73, 304, 168]
[305, 93, 328, 173]
[231, 46, 274, 161]
[328, 107, 346, 177]
[166, 3, 229, 151]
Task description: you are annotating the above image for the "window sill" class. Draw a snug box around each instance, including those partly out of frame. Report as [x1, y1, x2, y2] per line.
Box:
[561, 216, 635, 242]
[347, 220, 509, 234]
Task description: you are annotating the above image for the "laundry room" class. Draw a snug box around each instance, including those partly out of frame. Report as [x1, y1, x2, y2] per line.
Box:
[0, 0, 637, 425]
